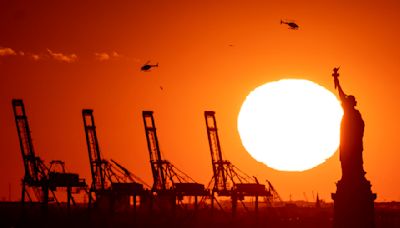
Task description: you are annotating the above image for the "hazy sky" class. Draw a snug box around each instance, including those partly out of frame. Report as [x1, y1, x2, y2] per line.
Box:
[1, 0, 400, 202]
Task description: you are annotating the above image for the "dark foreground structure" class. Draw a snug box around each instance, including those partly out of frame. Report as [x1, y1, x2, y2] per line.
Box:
[2, 201, 400, 228]
[331, 68, 376, 227]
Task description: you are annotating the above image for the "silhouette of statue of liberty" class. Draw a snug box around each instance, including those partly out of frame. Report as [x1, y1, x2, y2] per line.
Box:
[332, 67, 365, 180]
[331, 67, 376, 228]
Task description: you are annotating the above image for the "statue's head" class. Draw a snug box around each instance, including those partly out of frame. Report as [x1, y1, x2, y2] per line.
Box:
[344, 95, 357, 107]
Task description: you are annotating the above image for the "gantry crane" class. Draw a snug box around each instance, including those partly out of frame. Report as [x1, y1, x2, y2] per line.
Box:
[82, 109, 148, 210]
[204, 111, 274, 215]
[142, 111, 208, 210]
[12, 99, 86, 209]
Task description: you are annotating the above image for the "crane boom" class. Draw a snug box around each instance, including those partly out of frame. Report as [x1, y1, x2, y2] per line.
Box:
[204, 111, 229, 193]
[82, 109, 105, 192]
[12, 99, 47, 184]
[142, 111, 167, 191]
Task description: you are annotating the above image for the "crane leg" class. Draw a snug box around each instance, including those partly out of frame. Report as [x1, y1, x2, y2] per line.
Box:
[41, 184, 49, 213]
[232, 193, 237, 218]
[211, 191, 214, 211]
[21, 183, 26, 205]
[195, 195, 198, 211]
[255, 195, 259, 217]
[67, 186, 71, 210]
[133, 194, 137, 212]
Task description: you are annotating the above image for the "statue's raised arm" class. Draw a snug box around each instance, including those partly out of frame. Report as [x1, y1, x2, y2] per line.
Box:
[332, 67, 346, 101]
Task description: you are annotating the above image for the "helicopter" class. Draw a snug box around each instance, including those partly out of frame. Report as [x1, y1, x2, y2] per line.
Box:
[141, 61, 159, 71]
[280, 20, 299, 30]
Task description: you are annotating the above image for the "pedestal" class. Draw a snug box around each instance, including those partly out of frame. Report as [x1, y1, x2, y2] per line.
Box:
[332, 177, 376, 228]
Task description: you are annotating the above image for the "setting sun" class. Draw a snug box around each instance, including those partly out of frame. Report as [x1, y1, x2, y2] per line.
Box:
[238, 79, 343, 171]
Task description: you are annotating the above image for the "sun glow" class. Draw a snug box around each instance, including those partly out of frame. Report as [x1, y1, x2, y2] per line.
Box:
[238, 79, 343, 171]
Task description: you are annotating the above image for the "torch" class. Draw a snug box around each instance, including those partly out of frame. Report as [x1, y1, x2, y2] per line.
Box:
[332, 67, 340, 90]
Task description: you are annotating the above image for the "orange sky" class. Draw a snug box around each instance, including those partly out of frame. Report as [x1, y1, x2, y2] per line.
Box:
[1, 0, 400, 202]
